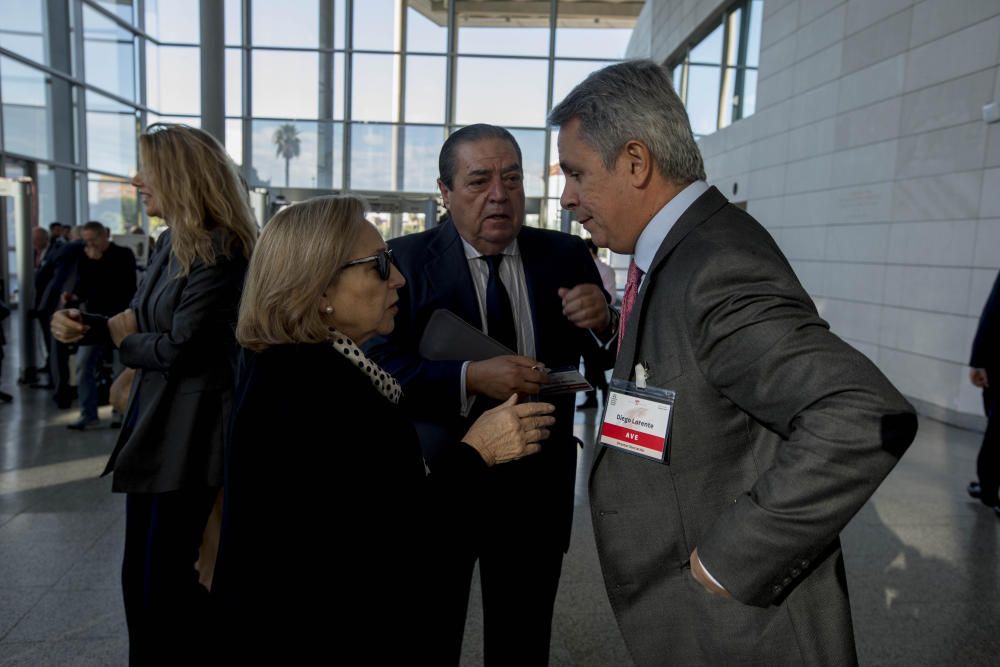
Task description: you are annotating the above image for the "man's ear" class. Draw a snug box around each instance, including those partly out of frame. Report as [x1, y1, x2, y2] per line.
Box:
[437, 179, 452, 209]
[623, 139, 654, 188]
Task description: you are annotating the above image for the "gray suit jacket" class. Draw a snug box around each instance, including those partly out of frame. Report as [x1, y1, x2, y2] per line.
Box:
[590, 187, 917, 666]
[85, 229, 248, 493]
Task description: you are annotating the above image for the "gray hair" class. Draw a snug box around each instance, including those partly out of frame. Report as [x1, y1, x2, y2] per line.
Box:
[548, 60, 705, 183]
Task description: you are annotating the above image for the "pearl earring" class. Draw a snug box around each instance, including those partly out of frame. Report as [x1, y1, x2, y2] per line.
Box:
[324, 306, 333, 313]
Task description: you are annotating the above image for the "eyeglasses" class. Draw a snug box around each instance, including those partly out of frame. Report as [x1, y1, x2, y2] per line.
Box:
[341, 248, 394, 280]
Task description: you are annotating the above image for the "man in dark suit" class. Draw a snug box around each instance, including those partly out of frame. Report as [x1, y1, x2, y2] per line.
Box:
[548, 60, 919, 665]
[366, 124, 616, 665]
[968, 270, 999, 515]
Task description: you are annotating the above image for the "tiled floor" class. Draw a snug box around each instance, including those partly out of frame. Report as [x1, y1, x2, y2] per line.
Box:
[1, 339, 998, 665]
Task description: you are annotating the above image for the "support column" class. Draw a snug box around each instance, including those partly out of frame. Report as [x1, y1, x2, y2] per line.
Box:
[200, 0, 225, 143]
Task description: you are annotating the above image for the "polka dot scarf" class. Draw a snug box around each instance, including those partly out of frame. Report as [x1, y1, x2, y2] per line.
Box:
[329, 329, 402, 404]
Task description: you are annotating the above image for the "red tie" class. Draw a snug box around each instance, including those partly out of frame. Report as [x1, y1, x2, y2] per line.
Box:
[618, 259, 644, 350]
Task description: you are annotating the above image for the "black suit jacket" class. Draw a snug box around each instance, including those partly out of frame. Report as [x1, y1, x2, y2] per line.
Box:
[83, 229, 248, 493]
[366, 220, 609, 549]
[971, 270, 999, 377]
[215, 343, 488, 661]
[590, 187, 918, 665]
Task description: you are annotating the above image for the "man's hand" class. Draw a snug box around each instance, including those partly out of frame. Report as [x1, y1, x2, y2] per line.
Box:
[970, 368, 989, 389]
[51, 309, 89, 344]
[690, 548, 732, 599]
[558, 284, 611, 332]
[109, 309, 138, 348]
[467, 355, 550, 401]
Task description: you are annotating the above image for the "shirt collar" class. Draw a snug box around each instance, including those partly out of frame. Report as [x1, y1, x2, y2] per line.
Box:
[461, 236, 520, 260]
[633, 180, 709, 274]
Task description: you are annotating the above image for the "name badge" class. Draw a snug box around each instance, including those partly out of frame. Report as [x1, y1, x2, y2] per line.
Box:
[600, 377, 675, 463]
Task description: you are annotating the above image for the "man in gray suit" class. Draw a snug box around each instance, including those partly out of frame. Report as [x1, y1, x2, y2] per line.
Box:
[548, 60, 918, 665]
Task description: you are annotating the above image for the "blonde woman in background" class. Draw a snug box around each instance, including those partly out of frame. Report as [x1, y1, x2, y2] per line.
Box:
[52, 124, 256, 665]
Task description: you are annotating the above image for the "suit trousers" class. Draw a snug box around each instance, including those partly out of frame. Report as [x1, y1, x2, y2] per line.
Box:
[123, 488, 218, 666]
[977, 387, 999, 506]
[433, 496, 564, 666]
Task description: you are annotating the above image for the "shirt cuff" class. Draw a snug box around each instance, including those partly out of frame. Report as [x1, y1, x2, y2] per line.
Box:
[459, 360, 475, 417]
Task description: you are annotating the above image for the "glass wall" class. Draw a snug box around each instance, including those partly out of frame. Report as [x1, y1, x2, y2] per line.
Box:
[0, 0, 637, 241]
[668, 0, 763, 139]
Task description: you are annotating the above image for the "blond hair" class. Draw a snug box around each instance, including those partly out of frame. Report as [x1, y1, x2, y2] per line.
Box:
[237, 196, 368, 352]
[139, 124, 257, 275]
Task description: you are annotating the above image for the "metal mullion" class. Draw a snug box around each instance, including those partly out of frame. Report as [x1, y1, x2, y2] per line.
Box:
[542, 0, 556, 215]
[73, 0, 90, 223]
[716, 12, 733, 131]
[444, 0, 456, 131]
[733, 0, 751, 121]
[343, 0, 353, 190]
[241, 0, 252, 182]
[394, 0, 406, 194]
[137, 0, 147, 130]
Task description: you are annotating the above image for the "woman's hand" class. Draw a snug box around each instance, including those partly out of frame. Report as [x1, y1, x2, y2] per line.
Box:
[51, 309, 89, 344]
[109, 309, 138, 348]
[462, 394, 556, 466]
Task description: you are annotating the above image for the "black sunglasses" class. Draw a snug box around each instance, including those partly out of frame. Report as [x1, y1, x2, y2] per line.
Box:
[341, 248, 394, 280]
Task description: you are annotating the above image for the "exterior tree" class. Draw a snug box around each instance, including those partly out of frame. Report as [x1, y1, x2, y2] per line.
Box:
[272, 123, 301, 187]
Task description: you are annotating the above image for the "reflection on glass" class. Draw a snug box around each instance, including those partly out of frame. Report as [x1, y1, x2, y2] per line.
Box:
[743, 69, 757, 117]
[458, 26, 549, 57]
[353, 54, 400, 122]
[225, 118, 242, 165]
[725, 8, 742, 66]
[0, 0, 47, 65]
[226, 48, 241, 117]
[720, 67, 736, 129]
[252, 0, 318, 48]
[146, 45, 200, 115]
[89, 177, 140, 234]
[405, 56, 445, 124]
[250, 120, 342, 189]
[354, 0, 398, 52]
[746, 0, 763, 68]
[145, 0, 200, 43]
[689, 23, 723, 65]
[456, 58, 548, 128]
[403, 125, 446, 192]
[225, 0, 241, 45]
[552, 60, 607, 111]
[508, 128, 545, 198]
[406, 5, 446, 53]
[544, 198, 561, 232]
[83, 5, 136, 102]
[686, 65, 721, 136]
[351, 123, 396, 191]
[252, 50, 319, 118]
[86, 91, 137, 176]
[1, 57, 52, 159]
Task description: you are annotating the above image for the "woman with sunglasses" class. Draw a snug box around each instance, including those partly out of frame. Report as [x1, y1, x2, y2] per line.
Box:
[50, 124, 256, 664]
[214, 195, 554, 661]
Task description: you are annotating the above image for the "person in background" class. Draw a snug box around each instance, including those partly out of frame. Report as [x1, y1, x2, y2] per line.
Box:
[40, 222, 65, 266]
[215, 195, 554, 662]
[33, 236, 86, 404]
[968, 269, 999, 517]
[51, 124, 255, 665]
[580, 238, 617, 409]
[66, 222, 137, 430]
[0, 299, 11, 403]
[31, 227, 48, 268]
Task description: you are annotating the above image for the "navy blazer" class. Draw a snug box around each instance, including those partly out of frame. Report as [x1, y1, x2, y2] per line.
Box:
[83, 229, 248, 493]
[366, 219, 610, 549]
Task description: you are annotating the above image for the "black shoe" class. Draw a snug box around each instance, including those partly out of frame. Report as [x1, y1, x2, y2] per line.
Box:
[0, 390, 12, 403]
[67, 417, 100, 431]
[968, 482, 982, 499]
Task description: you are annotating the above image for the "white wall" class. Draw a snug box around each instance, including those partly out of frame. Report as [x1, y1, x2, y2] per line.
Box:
[629, 0, 1000, 429]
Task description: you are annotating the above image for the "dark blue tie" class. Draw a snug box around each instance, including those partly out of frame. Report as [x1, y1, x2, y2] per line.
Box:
[484, 254, 518, 353]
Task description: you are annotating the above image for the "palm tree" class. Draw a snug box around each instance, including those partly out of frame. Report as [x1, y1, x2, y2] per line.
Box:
[272, 123, 301, 187]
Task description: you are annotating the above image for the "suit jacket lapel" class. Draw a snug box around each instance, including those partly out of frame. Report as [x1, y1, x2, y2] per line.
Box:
[422, 220, 482, 329]
[136, 231, 172, 332]
[515, 226, 544, 355]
